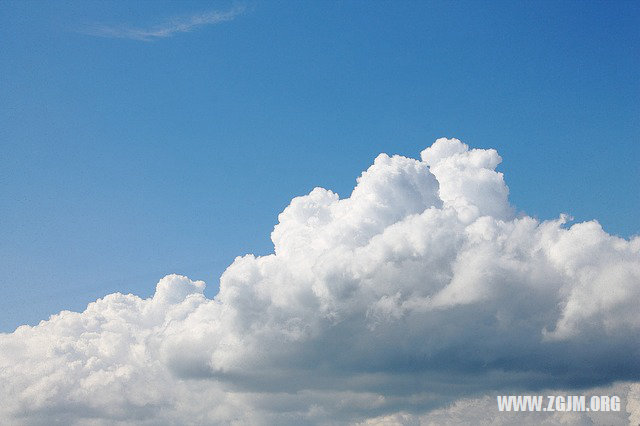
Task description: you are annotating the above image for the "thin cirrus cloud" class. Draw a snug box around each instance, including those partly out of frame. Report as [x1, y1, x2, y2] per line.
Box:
[1, 138, 639, 424]
[82, 6, 246, 41]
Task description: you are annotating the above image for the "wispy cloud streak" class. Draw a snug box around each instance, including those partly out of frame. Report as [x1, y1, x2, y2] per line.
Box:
[83, 6, 245, 41]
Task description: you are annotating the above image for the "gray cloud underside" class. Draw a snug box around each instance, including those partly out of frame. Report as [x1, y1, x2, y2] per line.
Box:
[1, 138, 639, 425]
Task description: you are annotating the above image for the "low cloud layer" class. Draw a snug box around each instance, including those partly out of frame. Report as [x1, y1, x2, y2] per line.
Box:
[1, 138, 639, 425]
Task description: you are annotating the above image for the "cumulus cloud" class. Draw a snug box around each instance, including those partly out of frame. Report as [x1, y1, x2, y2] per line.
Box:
[82, 6, 245, 41]
[1, 138, 639, 425]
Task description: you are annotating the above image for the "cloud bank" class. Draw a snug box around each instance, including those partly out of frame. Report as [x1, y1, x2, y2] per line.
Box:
[1, 138, 639, 425]
[82, 7, 245, 41]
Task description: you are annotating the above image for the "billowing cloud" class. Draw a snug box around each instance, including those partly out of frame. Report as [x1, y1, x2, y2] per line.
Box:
[82, 7, 245, 41]
[1, 138, 639, 425]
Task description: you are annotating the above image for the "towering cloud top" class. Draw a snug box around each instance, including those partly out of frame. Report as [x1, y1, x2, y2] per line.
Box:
[421, 138, 512, 220]
[1, 139, 639, 425]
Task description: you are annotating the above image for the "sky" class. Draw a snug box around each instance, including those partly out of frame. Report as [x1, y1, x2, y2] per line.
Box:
[1, 0, 638, 332]
[0, 1, 639, 424]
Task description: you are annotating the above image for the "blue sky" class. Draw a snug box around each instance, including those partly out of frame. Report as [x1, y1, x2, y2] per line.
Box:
[1, 0, 638, 333]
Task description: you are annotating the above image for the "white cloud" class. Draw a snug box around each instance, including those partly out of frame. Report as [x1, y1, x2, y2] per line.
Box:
[83, 7, 246, 41]
[1, 138, 639, 424]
